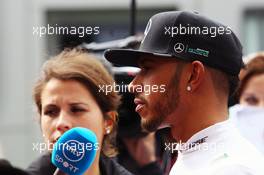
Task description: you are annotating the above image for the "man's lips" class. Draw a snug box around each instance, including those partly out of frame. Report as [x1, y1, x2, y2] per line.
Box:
[134, 98, 146, 113]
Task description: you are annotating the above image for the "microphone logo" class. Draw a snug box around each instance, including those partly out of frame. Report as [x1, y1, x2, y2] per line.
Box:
[63, 140, 85, 162]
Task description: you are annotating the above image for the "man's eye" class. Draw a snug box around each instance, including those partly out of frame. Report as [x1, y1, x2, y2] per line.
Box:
[142, 65, 151, 70]
[140, 66, 150, 74]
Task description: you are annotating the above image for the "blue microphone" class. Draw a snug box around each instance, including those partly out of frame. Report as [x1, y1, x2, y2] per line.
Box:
[51, 127, 98, 175]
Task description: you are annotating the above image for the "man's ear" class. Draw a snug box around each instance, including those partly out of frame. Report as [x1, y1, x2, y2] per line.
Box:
[186, 61, 205, 92]
[103, 111, 117, 135]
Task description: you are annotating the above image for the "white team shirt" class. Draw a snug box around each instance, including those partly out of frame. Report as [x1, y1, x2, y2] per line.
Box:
[169, 120, 264, 175]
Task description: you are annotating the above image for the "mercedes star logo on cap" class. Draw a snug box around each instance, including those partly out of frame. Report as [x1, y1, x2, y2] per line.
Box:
[174, 43, 185, 53]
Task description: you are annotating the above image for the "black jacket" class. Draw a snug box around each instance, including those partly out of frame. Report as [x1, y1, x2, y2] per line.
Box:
[0, 159, 29, 175]
[26, 152, 133, 175]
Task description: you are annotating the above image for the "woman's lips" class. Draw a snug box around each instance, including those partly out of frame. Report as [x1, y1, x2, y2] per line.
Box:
[52, 136, 60, 144]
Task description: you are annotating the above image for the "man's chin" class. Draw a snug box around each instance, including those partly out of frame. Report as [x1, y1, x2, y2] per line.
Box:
[141, 117, 164, 132]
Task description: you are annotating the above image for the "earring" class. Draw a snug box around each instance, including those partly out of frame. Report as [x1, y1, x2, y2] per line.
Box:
[187, 85, 192, 92]
[106, 128, 111, 134]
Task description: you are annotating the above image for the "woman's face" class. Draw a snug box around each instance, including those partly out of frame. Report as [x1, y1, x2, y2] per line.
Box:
[240, 74, 264, 108]
[40, 78, 107, 151]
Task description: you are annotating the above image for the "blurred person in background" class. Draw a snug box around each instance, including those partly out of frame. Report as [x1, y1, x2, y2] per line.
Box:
[229, 52, 264, 155]
[237, 52, 264, 107]
[27, 48, 133, 175]
[0, 159, 30, 175]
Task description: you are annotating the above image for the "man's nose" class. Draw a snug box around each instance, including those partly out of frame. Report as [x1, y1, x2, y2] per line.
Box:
[128, 75, 141, 94]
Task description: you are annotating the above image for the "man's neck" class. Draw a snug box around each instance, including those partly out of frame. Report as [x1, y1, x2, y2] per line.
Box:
[170, 103, 228, 143]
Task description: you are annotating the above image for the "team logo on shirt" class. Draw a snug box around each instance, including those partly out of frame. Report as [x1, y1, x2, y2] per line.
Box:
[188, 136, 208, 150]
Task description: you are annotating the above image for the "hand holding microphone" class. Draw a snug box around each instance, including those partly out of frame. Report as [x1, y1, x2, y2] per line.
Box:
[51, 127, 98, 175]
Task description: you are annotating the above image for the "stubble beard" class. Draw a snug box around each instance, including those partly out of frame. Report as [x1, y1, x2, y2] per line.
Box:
[141, 67, 183, 132]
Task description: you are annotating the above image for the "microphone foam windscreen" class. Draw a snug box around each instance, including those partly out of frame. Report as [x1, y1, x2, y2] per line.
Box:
[51, 127, 98, 175]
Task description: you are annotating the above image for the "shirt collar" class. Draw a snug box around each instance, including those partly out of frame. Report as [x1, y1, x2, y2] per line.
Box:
[178, 120, 232, 154]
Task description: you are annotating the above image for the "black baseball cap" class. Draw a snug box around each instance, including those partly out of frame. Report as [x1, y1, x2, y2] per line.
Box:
[104, 11, 244, 76]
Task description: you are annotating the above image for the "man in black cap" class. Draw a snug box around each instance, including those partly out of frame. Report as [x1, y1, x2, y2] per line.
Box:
[105, 11, 264, 174]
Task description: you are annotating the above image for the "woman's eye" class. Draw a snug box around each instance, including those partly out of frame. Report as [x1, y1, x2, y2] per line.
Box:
[44, 109, 59, 117]
[245, 96, 259, 105]
[70, 107, 85, 113]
